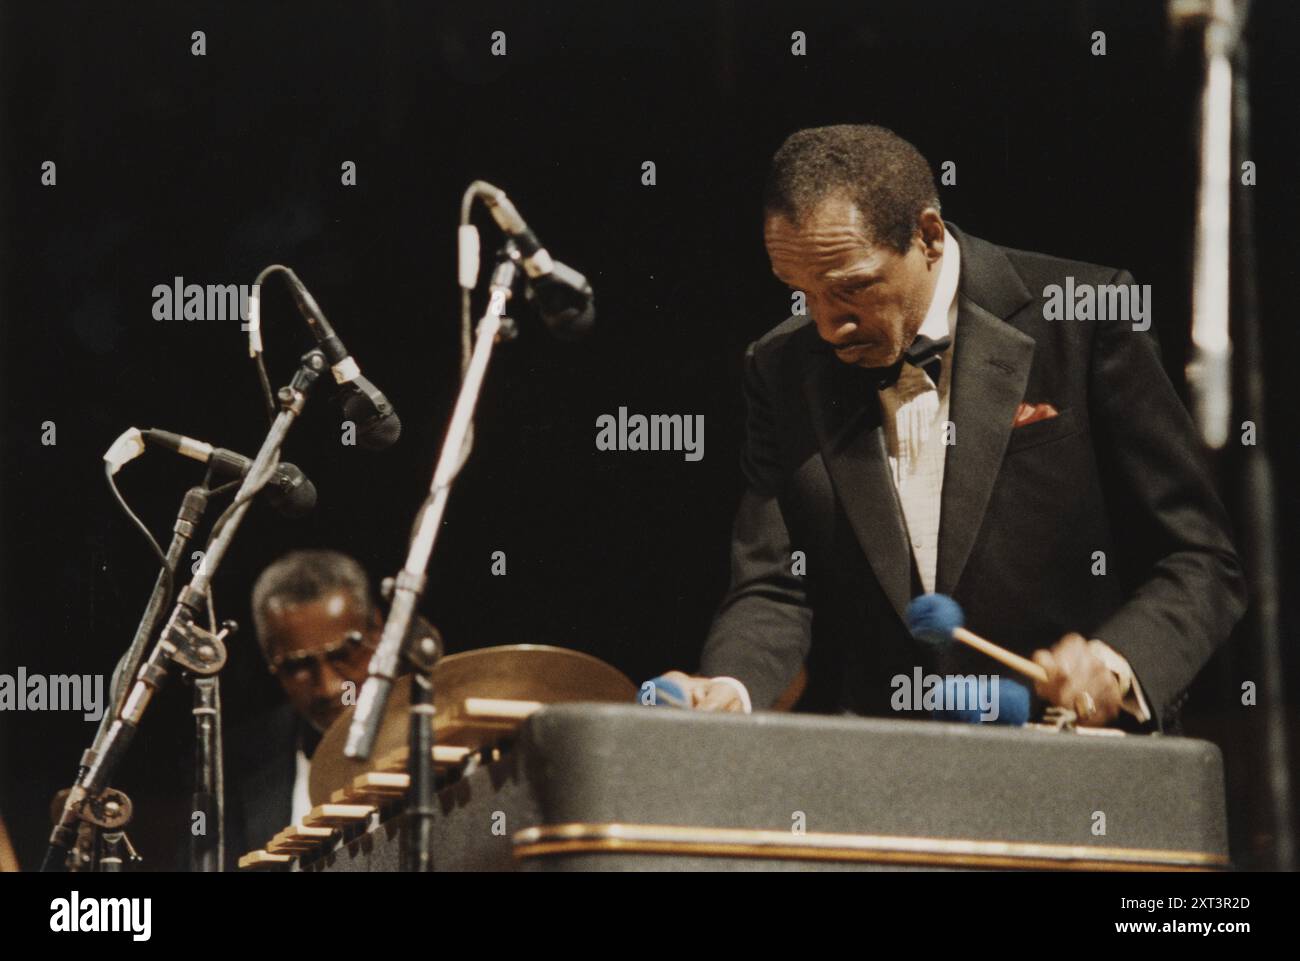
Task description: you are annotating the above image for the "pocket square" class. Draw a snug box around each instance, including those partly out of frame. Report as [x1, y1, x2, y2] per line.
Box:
[1012, 402, 1059, 428]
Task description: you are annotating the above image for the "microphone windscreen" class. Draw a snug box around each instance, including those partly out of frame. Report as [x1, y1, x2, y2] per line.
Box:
[932, 675, 1031, 726]
[266, 463, 317, 518]
[545, 302, 596, 342]
[357, 411, 402, 451]
[532, 265, 595, 341]
[906, 593, 964, 648]
[341, 383, 402, 450]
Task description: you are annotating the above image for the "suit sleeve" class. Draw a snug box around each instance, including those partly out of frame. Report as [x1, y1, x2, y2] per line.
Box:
[1088, 269, 1247, 726]
[699, 340, 813, 709]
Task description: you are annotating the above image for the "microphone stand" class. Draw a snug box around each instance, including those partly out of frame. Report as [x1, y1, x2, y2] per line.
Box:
[101, 486, 210, 735]
[42, 349, 328, 871]
[345, 250, 519, 871]
[189, 676, 225, 872]
[1228, 8, 1293, 872]
[1177, 0, 1241, 449]
[405, 668, 436, 873]
[44, 483, 210, 872]
[1173, 0, 1291, 870]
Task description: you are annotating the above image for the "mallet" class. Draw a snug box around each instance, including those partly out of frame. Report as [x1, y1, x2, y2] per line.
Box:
[905, 593, 1049, 684]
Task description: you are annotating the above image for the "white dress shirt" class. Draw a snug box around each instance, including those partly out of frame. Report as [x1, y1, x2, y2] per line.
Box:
[291, 747, 312, 825]
[880, 233, 961, 595]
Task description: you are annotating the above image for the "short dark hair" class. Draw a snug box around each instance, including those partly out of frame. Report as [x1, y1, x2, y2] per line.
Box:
[762, 124, 940, 254]
[251, 549, 372, 656]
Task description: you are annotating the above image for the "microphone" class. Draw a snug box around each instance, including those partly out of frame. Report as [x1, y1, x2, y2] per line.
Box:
[251, 270, 402, 450]
[103, 427, 318, 517]
[476, 183, 596, 340]
[905, 593, 1048, 684]
[337, 375, 402, 451]
[1169, 0, 1240, 449]
[287, 275, 403, 449]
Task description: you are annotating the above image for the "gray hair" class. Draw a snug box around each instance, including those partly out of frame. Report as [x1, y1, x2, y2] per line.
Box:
[251, 549, 372, 657]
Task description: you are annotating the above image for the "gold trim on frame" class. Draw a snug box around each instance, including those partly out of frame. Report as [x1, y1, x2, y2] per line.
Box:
[513, 823, 1226, 871]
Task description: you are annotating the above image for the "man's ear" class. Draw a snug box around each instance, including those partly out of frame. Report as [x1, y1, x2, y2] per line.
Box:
[917, 207, 945, 260]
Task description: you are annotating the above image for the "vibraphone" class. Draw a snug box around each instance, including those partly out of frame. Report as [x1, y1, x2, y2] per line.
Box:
[240, 704, 1229, 871]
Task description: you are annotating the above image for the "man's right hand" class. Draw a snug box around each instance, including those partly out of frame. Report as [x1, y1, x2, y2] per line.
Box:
[658, 671, 747, 712]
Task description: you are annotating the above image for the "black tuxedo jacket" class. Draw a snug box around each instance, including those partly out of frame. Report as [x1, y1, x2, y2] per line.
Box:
[224, 702, 302, 869]
[700, 223, 1246, 729]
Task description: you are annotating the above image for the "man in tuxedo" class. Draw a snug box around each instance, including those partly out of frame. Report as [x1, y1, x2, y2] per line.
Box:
[665, 124, 1245, 730]
[225, 549, 440, 863]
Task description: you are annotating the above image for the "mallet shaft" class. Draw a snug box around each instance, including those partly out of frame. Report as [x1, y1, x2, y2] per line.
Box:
[952, 626, 1049, 683]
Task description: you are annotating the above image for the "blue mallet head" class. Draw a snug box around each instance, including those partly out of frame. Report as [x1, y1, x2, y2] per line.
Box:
[932, 675, 1032, 726]
[906, 593, 965, 650]
[636, 674, 691, 709]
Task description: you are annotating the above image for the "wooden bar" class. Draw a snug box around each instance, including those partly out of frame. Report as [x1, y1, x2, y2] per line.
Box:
[302, 803, 375, 828]
[238, 850, 292, 869]
[463, 697, 544, 720]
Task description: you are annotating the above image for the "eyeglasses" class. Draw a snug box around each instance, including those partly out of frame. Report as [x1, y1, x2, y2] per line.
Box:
[267, 630, 376, 677]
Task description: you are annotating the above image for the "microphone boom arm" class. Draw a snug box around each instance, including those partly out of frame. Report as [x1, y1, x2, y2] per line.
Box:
[345, 254, 519, 762]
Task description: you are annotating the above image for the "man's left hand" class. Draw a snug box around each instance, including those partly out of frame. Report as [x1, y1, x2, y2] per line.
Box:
[1031, 633, 1123, 726]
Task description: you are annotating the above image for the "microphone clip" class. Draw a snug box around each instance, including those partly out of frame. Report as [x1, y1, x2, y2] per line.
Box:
[158, 598, 234, 677]
[277, 349, 329, 415]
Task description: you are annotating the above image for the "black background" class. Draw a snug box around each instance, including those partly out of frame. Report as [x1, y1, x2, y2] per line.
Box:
[1, 0, 1296, 871]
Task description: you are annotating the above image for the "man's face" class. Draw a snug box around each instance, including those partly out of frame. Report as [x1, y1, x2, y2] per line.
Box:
[262, 590, 378, 733]
[764, 196, 945, 368]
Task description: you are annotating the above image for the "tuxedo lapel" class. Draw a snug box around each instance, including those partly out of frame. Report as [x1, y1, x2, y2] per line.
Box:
[799, 224, 1036, 623]
[803, 348, 914, 624]
[935, 227, 1036, 596]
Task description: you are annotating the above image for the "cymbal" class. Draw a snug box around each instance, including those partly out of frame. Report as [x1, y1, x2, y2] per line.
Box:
[310, 644, 635, 806]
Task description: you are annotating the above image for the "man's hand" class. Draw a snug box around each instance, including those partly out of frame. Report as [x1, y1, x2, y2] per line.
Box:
[1031, 633, 1123, 726]
[658, 671, 746, 712]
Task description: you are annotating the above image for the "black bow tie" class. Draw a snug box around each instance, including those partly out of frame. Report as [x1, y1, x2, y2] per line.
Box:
[869, 334, 952, 390]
